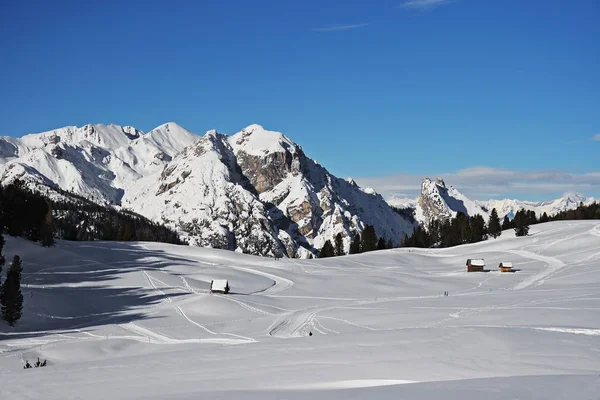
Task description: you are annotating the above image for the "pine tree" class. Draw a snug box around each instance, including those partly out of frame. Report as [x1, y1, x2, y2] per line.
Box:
[2, 255, 24, 327]
[502, 215, 511, 230]
[456, 212, 471, 244]
[386, 238, 393, 249]
[319, 240, 335, 258]
[360, 225, 378, 252]
[487, 208, 502, 238]
[349, 232, 361, 254]
[513, 209, 530, 237]
[377, 237, 387, 250]
[0, 235, 4, 298]
[40, 206, 55, 247]
[334, 233, 344, 256]
[469, 214, 487, 243]
[540, 212, 550, 223]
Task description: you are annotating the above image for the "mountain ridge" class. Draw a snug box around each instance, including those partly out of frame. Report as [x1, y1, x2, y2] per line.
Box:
[0, 122, 415, 257]
[389, 177, 596, 223]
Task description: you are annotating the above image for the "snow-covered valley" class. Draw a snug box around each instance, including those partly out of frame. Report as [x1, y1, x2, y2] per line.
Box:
[1, 220, 599, 399]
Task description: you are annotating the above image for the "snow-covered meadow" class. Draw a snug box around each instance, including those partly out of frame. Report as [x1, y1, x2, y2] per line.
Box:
[1, 221, 599, 399]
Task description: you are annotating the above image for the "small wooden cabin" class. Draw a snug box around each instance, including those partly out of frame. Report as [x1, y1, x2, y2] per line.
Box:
[499, 262, 514, 273]
[210, 279, 230, 294]
[466, 259, 485, 272]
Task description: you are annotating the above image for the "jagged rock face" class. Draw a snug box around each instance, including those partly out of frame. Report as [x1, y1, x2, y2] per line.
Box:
[123, 132, 290, 257]
[418, 178, 454, 222]
[1, 122, 415, 257]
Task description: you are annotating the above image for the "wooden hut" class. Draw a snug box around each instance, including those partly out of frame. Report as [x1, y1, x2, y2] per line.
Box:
[499, 262, 514, 272]
[210, 279, 230, 294]
[466, 259, 485, 272]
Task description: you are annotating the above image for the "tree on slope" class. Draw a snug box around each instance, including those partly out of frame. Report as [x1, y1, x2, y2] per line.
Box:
[2, 255, 23, 327]
[386, 238, 393, 249]
[502, 215, 511, 230]
[40, 206, 55, 247]
[0, 235, 4, 298]
[377, 237, 387, 250]
[513, 209, 530, 237]
[349, 232, 361, 254]
[487, 208, 502, 238]
[319, 240, 335, 258]
[469, 214, 488, 243]
[334, 233, 344, 256]
[361, 225, 378, 253]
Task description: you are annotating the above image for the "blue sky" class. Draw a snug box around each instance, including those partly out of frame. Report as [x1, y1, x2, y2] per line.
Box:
[1, 0, 599, 200]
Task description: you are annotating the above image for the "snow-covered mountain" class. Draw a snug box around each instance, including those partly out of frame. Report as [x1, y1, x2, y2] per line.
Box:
[388, 177, 596, 224]
[403, 177, 490, 225]
[476, 193, 597, 220]
[0, 123, 414, 257]
[0, 123, 198, 204]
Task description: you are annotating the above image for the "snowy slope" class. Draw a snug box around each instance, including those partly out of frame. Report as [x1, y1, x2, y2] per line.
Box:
[1, 220, 600, 399]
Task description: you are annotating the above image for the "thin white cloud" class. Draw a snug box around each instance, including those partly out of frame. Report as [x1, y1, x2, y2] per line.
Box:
[399, 0, 452, 9]
[592, 133, 600, 141]
[354, 167, 600, 201]
[312, 23, 368, 32]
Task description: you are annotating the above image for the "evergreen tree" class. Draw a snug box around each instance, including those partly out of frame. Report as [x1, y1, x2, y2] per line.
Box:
[349, 233, 361, 254]
[334, 233, 344, 256]
[2, 255, 24, 327]
[428, 219, 441, 246]
[319, 240, 335, 258]
[540, 212, 550, 223]
[469, 214, 487, 243]
[0, 235, 4, 298]
[513, 209, 530, 237]
[502, 215, 511, 230]
[487, 208, 502, 238]
[456, 212, 471, 244]
[386, 238, 393, 249]
[360, 225, 378, 252]
[40, 206, 55, 247]
[525, 210, 538, 226]
[377, 237, 387, 250]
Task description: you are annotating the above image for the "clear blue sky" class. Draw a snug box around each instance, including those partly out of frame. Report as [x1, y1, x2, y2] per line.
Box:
[1, 0, 599, 199]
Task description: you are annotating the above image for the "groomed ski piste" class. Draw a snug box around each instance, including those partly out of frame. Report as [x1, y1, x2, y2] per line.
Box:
[1, 221, 599, 399]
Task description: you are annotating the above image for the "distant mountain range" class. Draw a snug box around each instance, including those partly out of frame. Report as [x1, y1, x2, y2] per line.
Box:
[388, 177, 597, 224]
[0, 123, 415, 257]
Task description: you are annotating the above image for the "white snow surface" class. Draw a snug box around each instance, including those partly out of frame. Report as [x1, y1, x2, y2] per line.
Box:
[228, 124, 298, 156]
[1, 220, 600, 399]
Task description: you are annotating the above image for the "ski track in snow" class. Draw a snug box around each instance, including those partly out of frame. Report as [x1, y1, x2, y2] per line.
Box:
[509, 250, 566, 290]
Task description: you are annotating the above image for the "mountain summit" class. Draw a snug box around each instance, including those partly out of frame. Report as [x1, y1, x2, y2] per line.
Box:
[0, 123, 415, 257]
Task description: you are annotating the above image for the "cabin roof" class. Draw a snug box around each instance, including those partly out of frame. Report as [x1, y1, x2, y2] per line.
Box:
[467, 259, 485, 266]
[500, 262, 513, 268]
[211, 279, 229, 291]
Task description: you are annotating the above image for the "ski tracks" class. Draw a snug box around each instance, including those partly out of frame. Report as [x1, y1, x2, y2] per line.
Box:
[509, 250, 566, 290]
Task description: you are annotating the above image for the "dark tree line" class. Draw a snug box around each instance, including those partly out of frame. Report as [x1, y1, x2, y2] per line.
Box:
[550, 202, 600, 221]
[0, 236, 23, 326]
[401, 201, 600, 249]
[403, 211, 494, 248]
[0, 182, 184, 246]
[319, 225, 393, 258]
